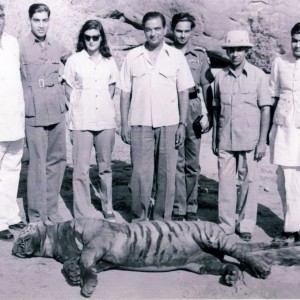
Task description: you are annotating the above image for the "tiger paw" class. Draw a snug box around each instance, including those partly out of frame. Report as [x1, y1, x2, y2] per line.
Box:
[221, 264, 240, 286]
[81, 277, 98, 298]
[63, 259, 81, 285]
[247, 255, 271, 279]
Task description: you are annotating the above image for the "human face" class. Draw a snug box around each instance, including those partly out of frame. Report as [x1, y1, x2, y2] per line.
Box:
[144, 17, 166, 49]
[291, 33, 300, 59]
[173, 21, 193, 46]
[226, 47, 247, 68]
[30, 11, 49, 40]
[0, 9, 5, 36]
[84, 29, 101, 54]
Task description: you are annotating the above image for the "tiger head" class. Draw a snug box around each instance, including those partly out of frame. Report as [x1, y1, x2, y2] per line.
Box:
[12, 221, 50, 258]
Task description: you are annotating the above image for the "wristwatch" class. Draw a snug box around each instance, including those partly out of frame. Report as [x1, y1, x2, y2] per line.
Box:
[179, 121, 187, 128]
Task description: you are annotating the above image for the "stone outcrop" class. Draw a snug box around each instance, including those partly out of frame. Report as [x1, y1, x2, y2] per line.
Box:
[4, 0, 300, 71]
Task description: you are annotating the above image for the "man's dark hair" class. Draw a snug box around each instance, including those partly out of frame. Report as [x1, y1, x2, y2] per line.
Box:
[291, 23, 300, 35]
[171, 13, 196, 31]
[142, 11, 166, 28]
[76, 19, 112, 58]
[29, 3, 50, 19]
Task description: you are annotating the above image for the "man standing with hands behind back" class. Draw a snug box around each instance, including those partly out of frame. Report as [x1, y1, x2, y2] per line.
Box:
[171, 13, 214, 221]
[118, 11, 194, 221]
[20, 3, 71, 222]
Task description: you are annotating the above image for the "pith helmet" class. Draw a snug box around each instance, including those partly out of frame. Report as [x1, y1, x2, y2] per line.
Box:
[222, 30, 253, 48]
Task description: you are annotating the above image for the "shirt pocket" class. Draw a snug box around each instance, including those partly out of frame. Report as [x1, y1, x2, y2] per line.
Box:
[158, 68, 177, 101]
[241, 88, 258, 108]
[219, 87, 231, 105]
[189, 61, 202, 84]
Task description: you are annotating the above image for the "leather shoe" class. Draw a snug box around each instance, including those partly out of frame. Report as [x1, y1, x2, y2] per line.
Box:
[0, 229, 14, 241]
[239, 232, 252, 242]
[9, 221, 27, 230]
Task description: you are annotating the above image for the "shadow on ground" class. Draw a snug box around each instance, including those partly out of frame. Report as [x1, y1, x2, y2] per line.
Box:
[18, 159, 284, 240]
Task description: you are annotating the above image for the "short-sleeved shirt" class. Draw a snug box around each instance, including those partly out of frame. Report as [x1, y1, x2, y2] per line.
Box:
[64, 50, 118, 131]
[19, 33, 71, 126]
[117, 42, 195, 127]
[0, 33, 24, 141]
[213, 61, 272, 151]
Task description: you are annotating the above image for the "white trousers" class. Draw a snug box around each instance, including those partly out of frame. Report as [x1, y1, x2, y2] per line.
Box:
[277, 165, 300, 232]
[0, 139, 23, 231]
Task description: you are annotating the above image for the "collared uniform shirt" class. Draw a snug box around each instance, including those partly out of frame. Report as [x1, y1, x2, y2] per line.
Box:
[117, 42, 195, 127]
[213, 61, 272, 151]
[269, 53, 300, 166]
[64, 50, 118, 131]
[0, 33, 24, 141]
[184, 43, 214, 90]
[19, 33, 71, 126]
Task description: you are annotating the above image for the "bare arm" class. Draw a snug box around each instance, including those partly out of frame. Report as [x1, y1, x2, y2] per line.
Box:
[176, 89, 189, 148]
[120, 90, 131, 144]
[255, 105, 271, 161]
[201, 83, 213, 133]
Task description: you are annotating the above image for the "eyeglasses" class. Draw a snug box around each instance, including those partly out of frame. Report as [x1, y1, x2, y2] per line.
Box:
[84, 34, 100, 42]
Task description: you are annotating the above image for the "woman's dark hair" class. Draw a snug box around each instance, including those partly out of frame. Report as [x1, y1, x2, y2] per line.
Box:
[291, 23, 300, 35]
[76, 19, 112, 58]
[29, 3, 50, 19]
[170, 13, 196, 31]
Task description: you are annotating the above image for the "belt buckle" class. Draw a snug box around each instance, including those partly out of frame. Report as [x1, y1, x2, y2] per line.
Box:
[39, 79, 45, 88]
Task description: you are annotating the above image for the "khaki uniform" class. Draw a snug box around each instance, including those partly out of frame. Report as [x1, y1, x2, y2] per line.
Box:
[20, 33, 71, 222]
[174, 43, 214, 216]
[213, 62, 272, 234]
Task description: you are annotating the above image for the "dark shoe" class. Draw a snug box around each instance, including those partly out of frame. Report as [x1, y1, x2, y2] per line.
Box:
[239, 232, 252, 242]
[186, 212, 199, 221]
[102, 211, 116, 222]
[0, 229, 14, 241]
[9, 221, 27, 230]
[272, 232, 296, 244]
[172, 214, 185, 221]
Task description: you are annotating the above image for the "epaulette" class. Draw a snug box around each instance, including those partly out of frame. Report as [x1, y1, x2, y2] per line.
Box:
[194, 47, 211, 64]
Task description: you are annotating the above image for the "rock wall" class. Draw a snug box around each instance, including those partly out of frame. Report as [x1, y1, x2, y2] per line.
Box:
[3, 0, 300, 71]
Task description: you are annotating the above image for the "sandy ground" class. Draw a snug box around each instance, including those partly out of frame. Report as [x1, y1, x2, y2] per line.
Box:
[1, 132, 300, 300]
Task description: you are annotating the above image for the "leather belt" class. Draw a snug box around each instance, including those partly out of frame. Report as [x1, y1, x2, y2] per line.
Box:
[25, 79, 58, 88]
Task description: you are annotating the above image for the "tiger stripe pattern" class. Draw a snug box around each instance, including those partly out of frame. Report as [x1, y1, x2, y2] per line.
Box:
[12, 218, 271, 297]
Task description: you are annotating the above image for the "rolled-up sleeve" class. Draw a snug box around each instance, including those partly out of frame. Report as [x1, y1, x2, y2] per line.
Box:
[117, 53, 132, 93]
[176, 52, 195, 92]
[269, 57, 280, 98]
[258, 70, 273, 107]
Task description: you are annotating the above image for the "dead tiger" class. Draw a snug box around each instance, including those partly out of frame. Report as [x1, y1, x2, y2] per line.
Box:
[12, 218, 271, 297]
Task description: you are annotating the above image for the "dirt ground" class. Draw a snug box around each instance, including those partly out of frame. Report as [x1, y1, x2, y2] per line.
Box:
[1, 132, 300, 300]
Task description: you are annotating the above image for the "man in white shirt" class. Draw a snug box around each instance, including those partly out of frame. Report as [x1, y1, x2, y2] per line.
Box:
[0, 3, 26, 241]
[118, 11, 194, 221]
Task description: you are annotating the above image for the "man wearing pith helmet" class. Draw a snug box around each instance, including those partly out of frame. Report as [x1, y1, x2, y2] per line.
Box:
[212, 30, 272, 242]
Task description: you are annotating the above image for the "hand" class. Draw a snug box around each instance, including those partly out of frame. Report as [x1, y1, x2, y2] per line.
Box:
[254, 140, 267, 161]
[200, 114, 212, 133]
[175, 124, 186, 149]
[121, 125, 131, 145]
